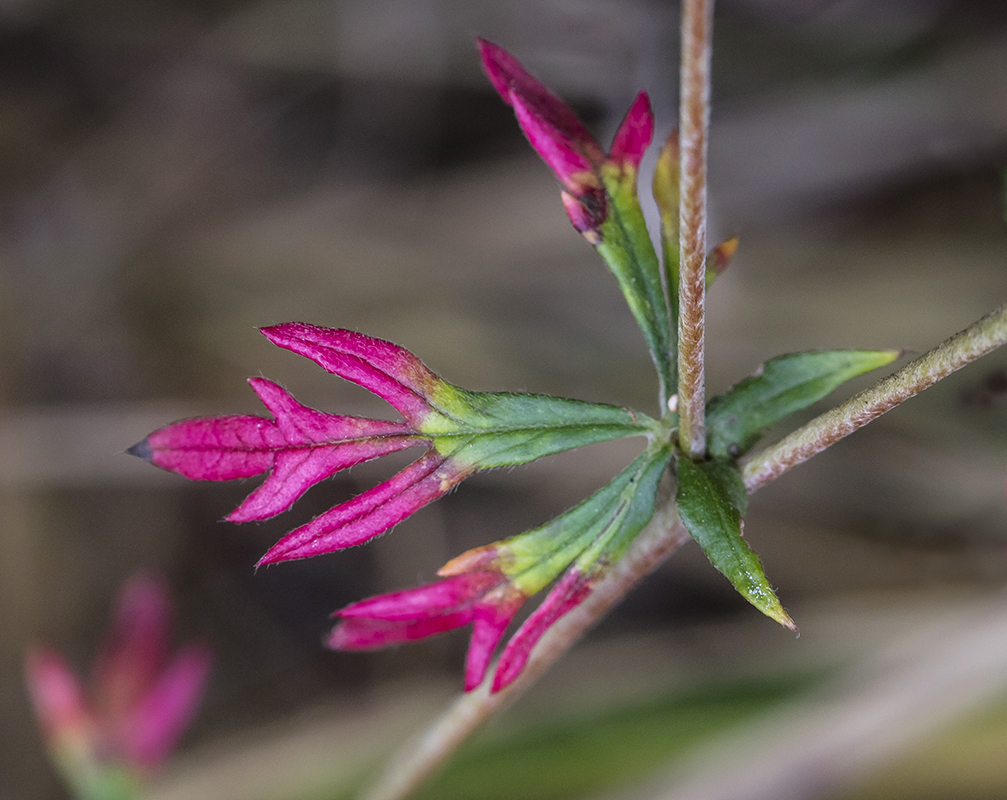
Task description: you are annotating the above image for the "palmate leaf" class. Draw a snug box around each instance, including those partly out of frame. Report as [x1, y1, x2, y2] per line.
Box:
[133, 323, 660, 565]
[706, 349, 900, 459]
[675, 457, 795, 630]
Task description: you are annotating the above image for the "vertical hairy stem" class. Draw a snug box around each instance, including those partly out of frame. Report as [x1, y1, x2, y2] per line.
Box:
[677, 0, 714, 458]
[359, 503, 691, 800]
[743, 302, 1007, 492]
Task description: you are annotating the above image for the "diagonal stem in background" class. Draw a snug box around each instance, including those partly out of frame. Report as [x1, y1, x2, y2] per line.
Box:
[742, 301, 1007, 493]
[677, 0, 714, 458]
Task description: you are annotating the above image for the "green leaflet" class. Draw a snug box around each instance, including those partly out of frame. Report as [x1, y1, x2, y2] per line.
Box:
[598, 165, 674, 410]
[571, 442, 673, 572]
[502, 443, 673, 592]
[429, 389, 660, 469]
[706, 349, 901, 459]
[675, 457, 794, 630]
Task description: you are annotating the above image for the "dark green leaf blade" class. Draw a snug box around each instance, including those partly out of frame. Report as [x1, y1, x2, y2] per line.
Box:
[676, 457, 795, 630]
[706, 349, 900, 459]
[430, 389, 660, 469]
[597, 168, 674, 410]
[652, 132, 680, 389]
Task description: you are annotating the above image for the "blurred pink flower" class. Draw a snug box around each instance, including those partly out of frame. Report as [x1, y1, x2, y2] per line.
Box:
[25, 574, 211, 798]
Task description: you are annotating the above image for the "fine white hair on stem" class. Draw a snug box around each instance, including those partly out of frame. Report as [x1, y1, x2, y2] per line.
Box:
[677, 0, 714, 459]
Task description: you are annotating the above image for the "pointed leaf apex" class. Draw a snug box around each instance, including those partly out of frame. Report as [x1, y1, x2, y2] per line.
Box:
[475, 37, 513, 100]
[676, 458, 794, 630]
[610, 92, 654, 171]
[711, 237, 739, 272]
[705, 237, 740, 288]
[742, 576, 797, 630]
[476, 38, 591, 140]
[707, 349, 904, 459]
[126, 439, 153, 462]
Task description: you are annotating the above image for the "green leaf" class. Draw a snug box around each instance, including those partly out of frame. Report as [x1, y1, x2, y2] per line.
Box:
[598, 165, 674, 410]
[571, 442, 673, 570]
[706, 349, 901, 459]
[500, 442, 673, 587]
[431, 390, 660, 469]
[652, 132, 680, 388]
[675, 457, 795, 630]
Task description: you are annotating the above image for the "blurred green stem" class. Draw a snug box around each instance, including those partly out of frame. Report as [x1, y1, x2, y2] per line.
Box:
[677, 0, 714, 458]
[742, 301, 1007, 492]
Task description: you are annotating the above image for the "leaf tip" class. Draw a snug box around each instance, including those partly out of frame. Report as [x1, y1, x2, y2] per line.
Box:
[775, 608, 798, 632]
[610, 91, 654, 171]
[748, 586, 796, 632]
[715, 236, 740, 266]
[254, 548, 284, 569]
[126, 438, 153, 462]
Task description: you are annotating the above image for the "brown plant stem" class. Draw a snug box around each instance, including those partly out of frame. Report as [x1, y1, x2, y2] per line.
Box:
[359, 501, 690, 800]
[677, 0, 714, 458]
[742, 301, 1007, 493]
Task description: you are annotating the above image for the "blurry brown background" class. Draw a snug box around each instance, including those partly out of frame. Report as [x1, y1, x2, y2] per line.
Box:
[3, 1, 1007, 799]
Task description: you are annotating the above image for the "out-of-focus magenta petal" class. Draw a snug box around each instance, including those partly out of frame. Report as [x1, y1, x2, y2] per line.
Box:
[338, 572, 501, 621]
[257, 453, 474, 565]
[260, 323, 443, 425]
[92, 575, 172, 723]
[123, 643, 212, 770]
[25, 573, 211, 785]
[329, 611, 475, 650]
[609, 92, 654, 172]
[492, 568, 595, 692]
[24, 648, 92, 742]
